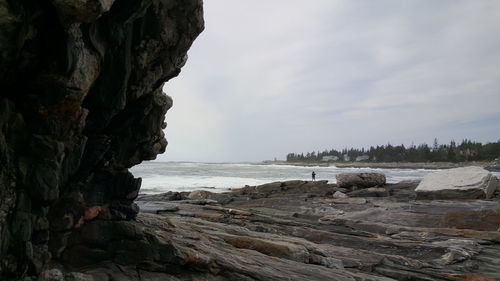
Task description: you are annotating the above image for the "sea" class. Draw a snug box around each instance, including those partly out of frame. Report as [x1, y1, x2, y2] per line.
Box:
[130, 162, 445, 194]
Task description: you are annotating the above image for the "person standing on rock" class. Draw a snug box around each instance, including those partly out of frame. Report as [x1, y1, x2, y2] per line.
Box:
[312, 171, 316, 181]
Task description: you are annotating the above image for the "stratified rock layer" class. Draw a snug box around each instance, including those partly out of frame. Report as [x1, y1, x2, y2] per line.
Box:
[0, 0, 203, 279]
[129, 180, 500, 281]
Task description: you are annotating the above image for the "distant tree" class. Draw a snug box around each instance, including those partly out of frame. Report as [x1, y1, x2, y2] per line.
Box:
[285, 139, 500, 163]
[433, 138, 439, 151]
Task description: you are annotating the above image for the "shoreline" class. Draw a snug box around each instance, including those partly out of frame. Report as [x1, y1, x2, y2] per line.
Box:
[135, 179, 500, 280]
[262, 160, 499, 170]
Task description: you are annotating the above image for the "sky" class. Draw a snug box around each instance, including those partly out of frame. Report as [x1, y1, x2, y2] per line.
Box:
[158, 0, 500, 162]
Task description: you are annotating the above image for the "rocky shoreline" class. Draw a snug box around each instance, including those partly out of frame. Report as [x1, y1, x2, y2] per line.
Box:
[2, 1, 500, 280]
[41, 173, 499, 281]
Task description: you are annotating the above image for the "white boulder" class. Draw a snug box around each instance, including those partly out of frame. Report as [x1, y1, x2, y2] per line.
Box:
[415, 166, 498, 200]
[332, 191, 348, 199]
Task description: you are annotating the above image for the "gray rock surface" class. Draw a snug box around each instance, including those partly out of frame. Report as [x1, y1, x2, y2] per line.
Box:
[114, 180, 500, 281]
[336, 173, 386, 188]
[2, 0, 500, 280]
[416, 166, 499, 199]
[0, 0, 203, 279]
[9, 179, 498, 280]
[333, 191, 348, 198]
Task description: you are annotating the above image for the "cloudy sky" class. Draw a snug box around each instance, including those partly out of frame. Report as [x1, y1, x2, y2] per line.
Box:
[159, 0, 500, 162]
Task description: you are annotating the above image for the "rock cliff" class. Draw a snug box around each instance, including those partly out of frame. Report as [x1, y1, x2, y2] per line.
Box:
[0, 0, 203, 279]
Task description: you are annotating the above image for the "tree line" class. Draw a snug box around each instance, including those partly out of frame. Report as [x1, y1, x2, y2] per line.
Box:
[286, 139, 500, 163]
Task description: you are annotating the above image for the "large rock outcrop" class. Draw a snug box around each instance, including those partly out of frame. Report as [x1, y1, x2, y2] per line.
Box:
[415, 166, 499, 200]
[0, 0, 203, 279]
[336, 172, 386, 189]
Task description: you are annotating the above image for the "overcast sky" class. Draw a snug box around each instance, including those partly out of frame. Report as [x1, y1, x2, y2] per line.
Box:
[158, 0, 500, 162]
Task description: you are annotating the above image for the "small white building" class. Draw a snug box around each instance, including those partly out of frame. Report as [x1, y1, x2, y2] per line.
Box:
[343, 154, 350, 161]
[321, 156, 339, 161]
[355, 155, 370, 162]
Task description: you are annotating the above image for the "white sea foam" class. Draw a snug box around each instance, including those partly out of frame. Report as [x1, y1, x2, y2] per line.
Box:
[131, 162, 436, 194]
[140, 175, 271, 194]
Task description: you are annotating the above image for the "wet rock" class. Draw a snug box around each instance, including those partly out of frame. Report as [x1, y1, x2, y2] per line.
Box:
[336, 173, 386, 188]
[415, 166, 498, 199]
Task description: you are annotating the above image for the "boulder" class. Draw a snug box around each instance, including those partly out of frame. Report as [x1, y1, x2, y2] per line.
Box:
[187, 190, 214, 200]
[332, 191, 348, 199]
[415, 166, 498, 200]
[336, 173, 386, 188]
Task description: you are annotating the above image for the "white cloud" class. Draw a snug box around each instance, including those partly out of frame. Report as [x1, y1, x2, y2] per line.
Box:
[159, 0, 500, 162]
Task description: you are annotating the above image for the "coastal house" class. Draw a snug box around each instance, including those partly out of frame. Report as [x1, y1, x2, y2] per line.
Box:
[355, 155, 370, 162]
[321, 155, 339, 161]
[343, 154, 350, 161]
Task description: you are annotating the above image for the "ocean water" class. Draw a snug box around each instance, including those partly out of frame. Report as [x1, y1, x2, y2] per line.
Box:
[130, 162, 439, 194]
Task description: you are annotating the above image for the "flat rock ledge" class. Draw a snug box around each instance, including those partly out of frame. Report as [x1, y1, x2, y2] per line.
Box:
[416, 166, 499, 200]
[41, 179, 500, 281]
